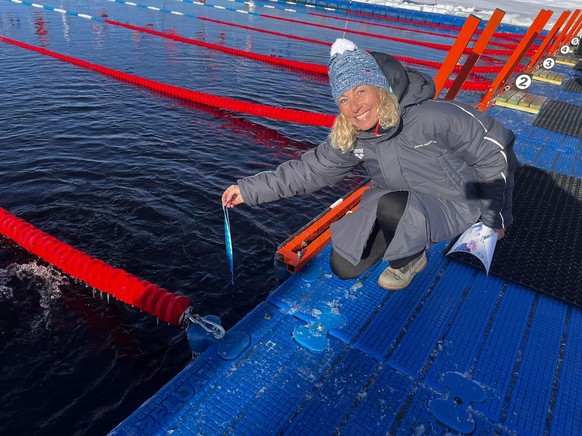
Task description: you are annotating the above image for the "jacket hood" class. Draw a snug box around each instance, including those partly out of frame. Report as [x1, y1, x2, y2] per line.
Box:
[370, 52, 436, 108]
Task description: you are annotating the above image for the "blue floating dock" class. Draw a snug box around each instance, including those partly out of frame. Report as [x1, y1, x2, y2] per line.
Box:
[112, 241, 582, 434]
[111, 27, 582, 436]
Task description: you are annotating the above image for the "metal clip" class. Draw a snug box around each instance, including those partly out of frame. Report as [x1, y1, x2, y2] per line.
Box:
[189, 314, 226, 340]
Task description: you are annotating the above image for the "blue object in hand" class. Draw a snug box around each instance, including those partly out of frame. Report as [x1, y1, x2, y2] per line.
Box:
[223, 204, 234, 284]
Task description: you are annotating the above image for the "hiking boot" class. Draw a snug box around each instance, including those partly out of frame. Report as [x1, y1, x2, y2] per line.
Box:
[378, 252, 427, 290]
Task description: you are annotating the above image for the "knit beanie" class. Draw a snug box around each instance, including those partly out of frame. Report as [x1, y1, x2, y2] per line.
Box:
[328, 38, 391, 103]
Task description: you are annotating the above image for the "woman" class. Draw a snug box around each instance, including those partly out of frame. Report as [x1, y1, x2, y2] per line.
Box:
[222, 38, 516, 290]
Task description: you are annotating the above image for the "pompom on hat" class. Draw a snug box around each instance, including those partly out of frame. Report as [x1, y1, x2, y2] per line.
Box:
[328, 38, 392, 103]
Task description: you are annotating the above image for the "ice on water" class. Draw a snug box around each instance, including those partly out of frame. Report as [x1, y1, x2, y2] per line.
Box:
[1, 261, 66, 308]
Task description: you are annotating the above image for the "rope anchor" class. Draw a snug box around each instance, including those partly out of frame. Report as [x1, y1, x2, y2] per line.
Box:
[188, 312, 226, 340]
[184, 308, 251, 360]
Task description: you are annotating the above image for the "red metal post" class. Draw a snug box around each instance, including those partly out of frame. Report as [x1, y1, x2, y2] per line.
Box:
[549, 9, 581, 54]
[445, 9, 505, 100]
[566, 11, 582, 42]
[433, 14, 482, 98]
[477, 9, 553, 111]
[525, 10, 571, 72]
[564, 10, 582, 41]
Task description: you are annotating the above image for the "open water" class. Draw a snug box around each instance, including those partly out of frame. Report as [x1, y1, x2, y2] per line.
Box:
[0, 0, 484, 433]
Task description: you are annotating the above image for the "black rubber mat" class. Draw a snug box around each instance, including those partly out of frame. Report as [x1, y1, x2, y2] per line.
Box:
[447, 164, 582, 308]
[563, 78, 582, 93]
[575, 61, 582, 70]
[533, 100, 582, 138]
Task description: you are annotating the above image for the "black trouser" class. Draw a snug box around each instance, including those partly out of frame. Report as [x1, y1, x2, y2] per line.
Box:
[330, 191, 423, 279]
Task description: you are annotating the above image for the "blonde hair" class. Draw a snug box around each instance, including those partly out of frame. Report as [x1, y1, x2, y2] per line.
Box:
[330, 88, 400, 153]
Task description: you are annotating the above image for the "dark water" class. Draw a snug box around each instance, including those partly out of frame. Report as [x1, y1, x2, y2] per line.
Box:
[0, 1, 483, 434]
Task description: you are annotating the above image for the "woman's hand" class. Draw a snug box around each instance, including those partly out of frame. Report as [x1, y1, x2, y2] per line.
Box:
[222, 185, 245, 208]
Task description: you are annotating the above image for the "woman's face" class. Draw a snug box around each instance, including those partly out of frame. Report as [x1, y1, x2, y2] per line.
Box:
[337, 85, 381, 131]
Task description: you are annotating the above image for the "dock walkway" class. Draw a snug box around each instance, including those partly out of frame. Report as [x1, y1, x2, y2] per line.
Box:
[112, 51, 582, 436]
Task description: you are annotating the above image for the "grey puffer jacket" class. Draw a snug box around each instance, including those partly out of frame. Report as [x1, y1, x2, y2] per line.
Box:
[238, 53, 517, 264]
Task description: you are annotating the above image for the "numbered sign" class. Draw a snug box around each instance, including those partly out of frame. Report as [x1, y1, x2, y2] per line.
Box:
[571, 37, 580, 47]
[542, 57, 555, 70]
[560, 45, 570, 54]
[515, 74, 532, 90]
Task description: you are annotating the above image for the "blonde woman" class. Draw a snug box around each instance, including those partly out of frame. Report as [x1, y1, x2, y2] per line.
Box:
[223, 38, 516, 290]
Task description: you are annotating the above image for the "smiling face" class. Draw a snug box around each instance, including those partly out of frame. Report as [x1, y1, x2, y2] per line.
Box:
[337, 85, 382, 131]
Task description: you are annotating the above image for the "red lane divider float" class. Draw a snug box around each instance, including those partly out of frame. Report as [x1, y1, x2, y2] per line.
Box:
[0, 36, 336, 127]
[106, 19, 497, 83]
[107, 17, 493, 76]
[0, 207, 190, 325]
[10, 0, 502, 84]
[112, 14, 508, 79]
[106, 19, 328, 76]
[305, 11, 520, 50]
[263, 14, 534, 57]
[102, 0, 502, 76]
[346, 10, 529, 42]
[113, 19, 497, 85]
[169, 0, 530, 56]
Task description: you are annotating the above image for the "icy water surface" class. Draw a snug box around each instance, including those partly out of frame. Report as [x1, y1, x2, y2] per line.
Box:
[0, 0, 488, 433]
[0, 1, 351, 433]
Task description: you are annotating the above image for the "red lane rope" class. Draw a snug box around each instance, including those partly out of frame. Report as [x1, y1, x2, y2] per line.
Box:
[306, 11, 518, 50]
[108, 16, 503, 78]
[106, 19, 499, 81]
[262, 14, 534, 57]
[346, 10, 533, 42]
[0, 207, 190, 325]
[0, 36, 336, 127]
[110, 0, 511, 72]
[109, 13, 527, 76]
[263, 13, 455, 52]
[108, 18, 451, 73]
[198, 16, 330, 47]
[109, 21, 492, 88]
[105, 19, 328, 75]
[8, 0, 508, 77]
[110, 0, 523, 58]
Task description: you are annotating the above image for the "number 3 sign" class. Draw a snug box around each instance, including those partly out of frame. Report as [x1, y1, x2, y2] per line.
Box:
[542, 57, 555, 69]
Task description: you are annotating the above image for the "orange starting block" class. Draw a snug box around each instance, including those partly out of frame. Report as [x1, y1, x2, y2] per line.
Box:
[275, 182, 370, 274]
